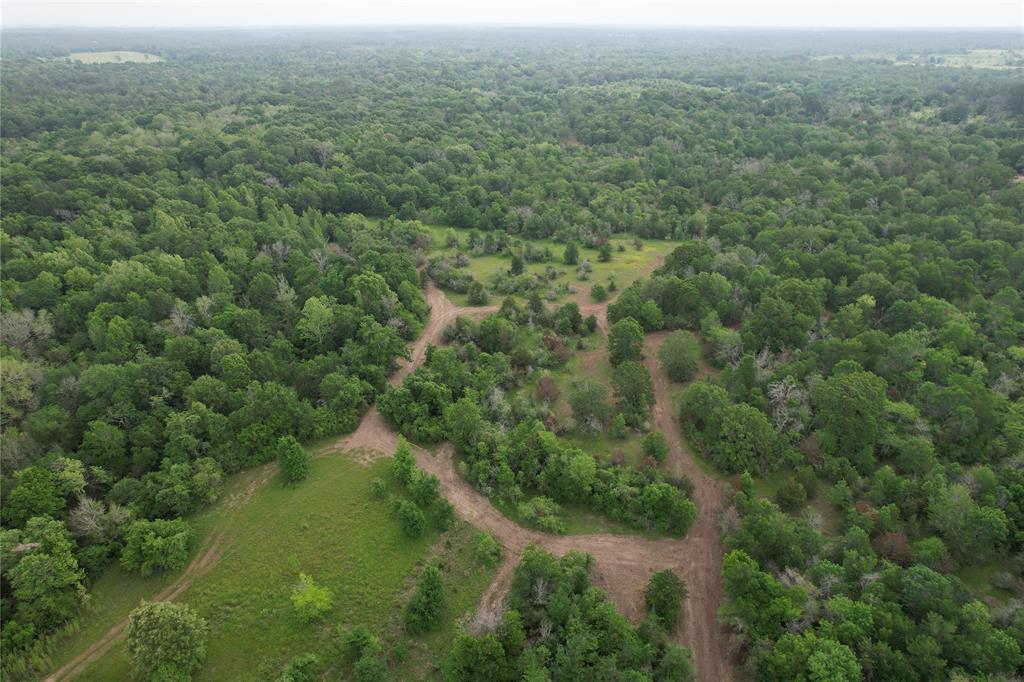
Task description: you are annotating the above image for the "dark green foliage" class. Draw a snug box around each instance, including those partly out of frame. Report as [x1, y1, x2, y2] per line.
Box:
[608, 317, 644, 365]
[658, 331, 701, 383]
[444, 546, 694, 680]
[279, 653, 319, 682]
[569, 378, 611, 431]
[3, 28, 1022, 670]
[277, 435, 310, 483]
[403, 564, 445, 635]
[641, 431, 669, 464]
[612, 360, 655, 425]
[563, 242, 579, 265]
[774, 476, 807, 512]
[120, 518, 195, 575]
[394, 498, 426, 539]
[645, 570, 687, 631]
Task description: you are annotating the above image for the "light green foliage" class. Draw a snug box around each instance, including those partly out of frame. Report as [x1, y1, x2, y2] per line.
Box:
[4, 517, 85, 633]
[2, 467, 65, 527]
[277, 435, 311, 483]
[474, 531, 503, 567]
[291, 572, 334, 622]
[126, 601, 208, 682]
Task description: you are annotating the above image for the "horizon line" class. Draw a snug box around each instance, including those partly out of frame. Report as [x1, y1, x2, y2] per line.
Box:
[3, 23, 1022, 31]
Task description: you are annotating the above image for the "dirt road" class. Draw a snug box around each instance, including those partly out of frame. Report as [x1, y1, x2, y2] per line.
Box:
[49, 280, 734, 682]
[341, 290, 735, 681]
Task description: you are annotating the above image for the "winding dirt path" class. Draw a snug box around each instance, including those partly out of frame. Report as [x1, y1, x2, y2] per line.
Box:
[339, 287, 734, 681]
[43, 528, 229, 682]
[49, 279, 734, 682]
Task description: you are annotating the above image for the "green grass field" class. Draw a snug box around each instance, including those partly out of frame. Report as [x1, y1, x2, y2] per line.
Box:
[55, 452, 494, 681]
[64, 51, 164, 64]
[424, 224, 679, 304]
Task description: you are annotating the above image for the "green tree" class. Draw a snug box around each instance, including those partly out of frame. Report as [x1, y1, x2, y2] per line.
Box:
[396, 498, 426, 538]
[709, 403, 777, 473]
[121, 518, 195, 575]
[569, 378, 611, 432]
[2, 467, 65, 527]
[403, 564, 445, 634]
[5, 517, 85, 632]
[658, 331, 701, 383]
[812, 370, 887, 458]
[641, 431, 669, 464]
[563, 241, 579, 265]
[608, 317, 644, 365]
[80, 420, 128, 477]
[127, 601, 208, 681]
[297, 295, 335, 350]
[277, 435, 311, 483]
[443, 634, 510, 681]
[612, 361, 654, 425]
[391, 436, 416, 485]
[645, 570, 687, 631]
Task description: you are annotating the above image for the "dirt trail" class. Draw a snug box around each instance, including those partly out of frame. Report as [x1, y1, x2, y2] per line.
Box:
[44, 528, 228, 682]
[50, 278, 733, 682]
[340, 286, 734, 681]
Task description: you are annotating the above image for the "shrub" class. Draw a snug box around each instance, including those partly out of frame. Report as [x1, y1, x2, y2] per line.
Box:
[467, 280, 489, 305]
[475, 531, 503, 567]
[775, 477, 807, 512]
[642, 432, 669, 463]
[409, 469, 441, 508]
[395, 498, 426, 538]
[291, 573, 333, 622]
[610, 413, 628, 439]
[370, 477, 387, 498]
[279, 653, 319, 682]
[403, 564, 445, 634]
[341, 625, 377, 660]
[591, 283, 608, 302]
[392, 437, 416, 485]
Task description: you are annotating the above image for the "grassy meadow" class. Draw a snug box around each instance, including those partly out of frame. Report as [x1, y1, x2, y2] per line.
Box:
[54, 452, 494, 680]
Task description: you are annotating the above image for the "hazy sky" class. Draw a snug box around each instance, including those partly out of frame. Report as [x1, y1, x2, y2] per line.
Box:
[2, 0, 1022, 29]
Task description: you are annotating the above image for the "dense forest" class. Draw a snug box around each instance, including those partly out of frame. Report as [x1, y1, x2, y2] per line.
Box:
[1, 26, 1023, 681]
